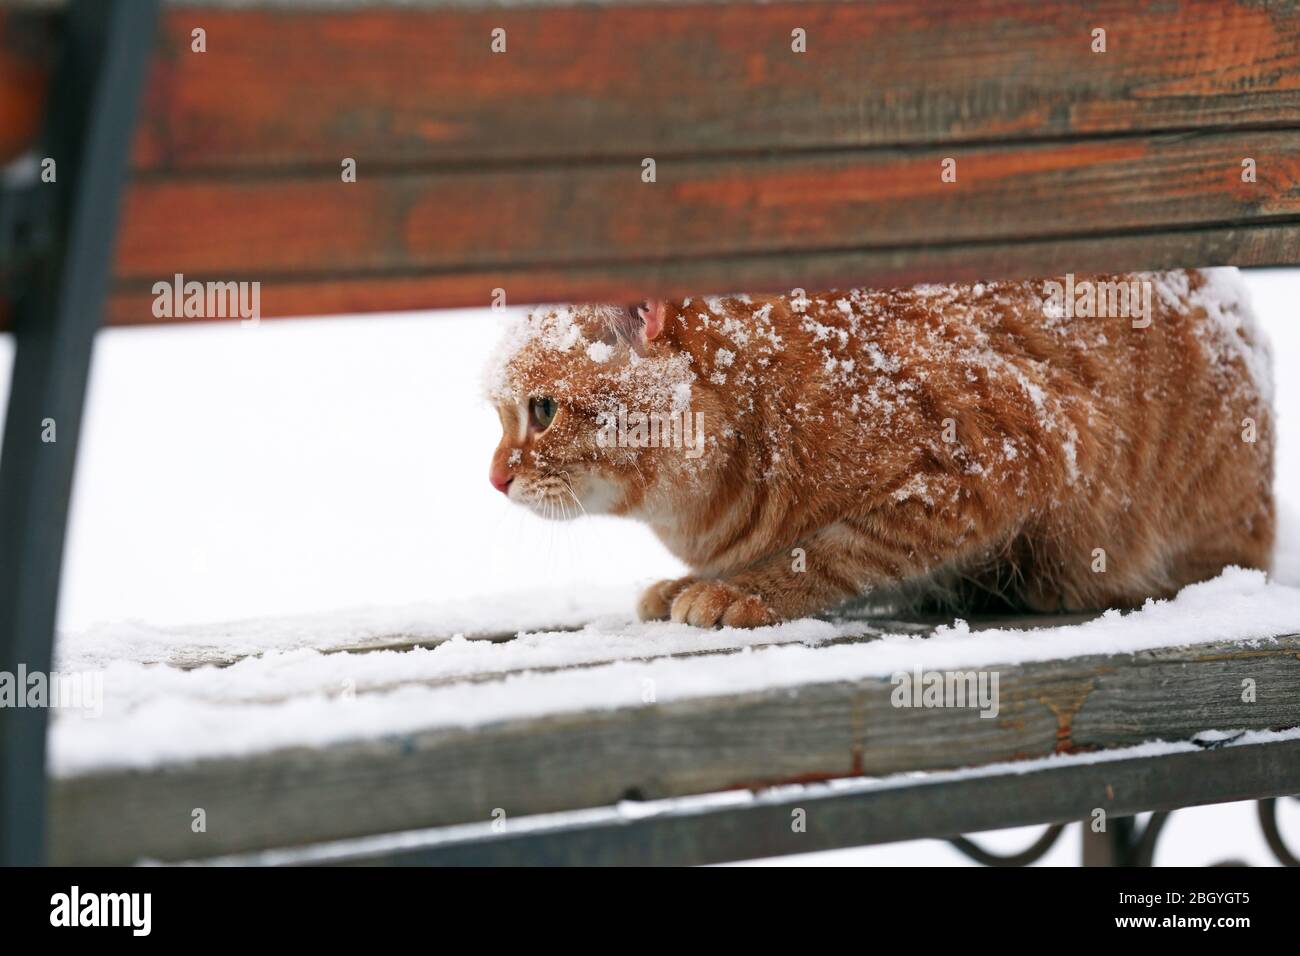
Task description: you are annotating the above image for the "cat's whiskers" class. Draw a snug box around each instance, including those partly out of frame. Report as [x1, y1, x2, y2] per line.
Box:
[557, 475, 588, 519]
[529, 469, 586, 521]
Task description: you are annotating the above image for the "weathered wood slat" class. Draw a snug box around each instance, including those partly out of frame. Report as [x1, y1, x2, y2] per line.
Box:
[48, 633, 1300, 864]
[152, 613, 1071, 679]
[211, 737, 1300, 866]
[164, 627, 524, 671]
[7, 2, 1300, 323]
[96, 129, 1300, 323]
[12, 0, 1300, 172]
[114, 131, 1300, 278]
[126, 2, 1300, 169]
[100, 220, 1300, 325]
[167, 626, 931, 700]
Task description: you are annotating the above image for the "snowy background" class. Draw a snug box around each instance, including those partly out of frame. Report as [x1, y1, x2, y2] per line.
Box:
[1, 268, 1296, 865]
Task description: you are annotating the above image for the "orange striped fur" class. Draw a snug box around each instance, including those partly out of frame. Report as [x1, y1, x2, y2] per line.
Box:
[485, 269, 1274, 627]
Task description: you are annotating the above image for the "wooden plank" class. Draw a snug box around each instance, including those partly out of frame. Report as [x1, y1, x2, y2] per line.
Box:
[48, 633, 1300, 864]
[114, 131, 1300, 278]
[126, 1, 1300, 170]
[164, 620, 964, 696]
[110, 609, 1055, 687]
[167, 612, 1064, 671]
[99, 219, 1300, 325]
[206, 737, 1300, 866]
[165, 628, 522, 671]
[6, 2, 1300, 323]
[92, 129, 1300, 324]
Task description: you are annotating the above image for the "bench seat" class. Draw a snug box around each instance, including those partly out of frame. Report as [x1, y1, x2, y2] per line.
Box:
[47, 571, 1300, 864]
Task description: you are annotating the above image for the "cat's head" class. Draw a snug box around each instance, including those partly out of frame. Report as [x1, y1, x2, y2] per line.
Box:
[483, 300, 707, 519]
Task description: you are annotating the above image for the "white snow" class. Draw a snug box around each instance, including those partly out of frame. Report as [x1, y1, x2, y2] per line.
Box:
[47, 566, 1300, 776]
[51, 587, 635, 670]
[1154, 267, 1275, 403]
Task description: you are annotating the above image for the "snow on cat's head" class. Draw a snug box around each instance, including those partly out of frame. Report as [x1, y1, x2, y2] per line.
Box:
[482, 301, 700, 519]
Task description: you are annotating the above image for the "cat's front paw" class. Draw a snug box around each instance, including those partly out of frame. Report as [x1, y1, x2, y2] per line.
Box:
[637, 576, 696, 621]
[670, 581, 775, 628]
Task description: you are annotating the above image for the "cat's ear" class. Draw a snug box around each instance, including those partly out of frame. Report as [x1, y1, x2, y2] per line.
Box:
[638, 299, 666, 341]
[608, 300, 667, 352]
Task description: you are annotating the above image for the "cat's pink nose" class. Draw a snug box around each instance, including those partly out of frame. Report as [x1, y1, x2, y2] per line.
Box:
[489, 470, 513, 494]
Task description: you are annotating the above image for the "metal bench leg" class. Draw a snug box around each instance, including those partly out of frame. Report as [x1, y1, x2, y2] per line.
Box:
[0, 0, 157, 866]
[1081, 813, 1171, 866]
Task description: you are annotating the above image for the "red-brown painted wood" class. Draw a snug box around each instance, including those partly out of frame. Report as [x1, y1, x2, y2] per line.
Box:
[131, 1, 1300, 168]
[102, 219, 1300, 325]
[106, 129, 1300, 319]
[4, 1, 1300, 327]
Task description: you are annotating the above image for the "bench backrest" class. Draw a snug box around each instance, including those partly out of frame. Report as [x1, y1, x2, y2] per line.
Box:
[3, 0, 1300, 328]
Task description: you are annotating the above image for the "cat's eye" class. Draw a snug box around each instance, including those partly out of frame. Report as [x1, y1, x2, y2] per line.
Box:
[529, 396, 557, 431]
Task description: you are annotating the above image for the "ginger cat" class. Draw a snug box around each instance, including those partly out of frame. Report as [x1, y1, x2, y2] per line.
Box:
[485, 269, 1274, 627]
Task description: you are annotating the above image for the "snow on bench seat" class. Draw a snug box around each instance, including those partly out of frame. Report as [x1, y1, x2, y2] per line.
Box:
[47, 569, 1300, 864]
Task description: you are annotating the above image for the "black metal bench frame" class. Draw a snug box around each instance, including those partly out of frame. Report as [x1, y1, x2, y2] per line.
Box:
[0, 0, 159, 867]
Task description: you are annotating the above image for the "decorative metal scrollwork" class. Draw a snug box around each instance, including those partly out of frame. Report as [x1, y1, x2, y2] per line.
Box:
[947, 824, 1066, 866]
[1257, 797, 1299, 867]
[950, 798, 1297, 867]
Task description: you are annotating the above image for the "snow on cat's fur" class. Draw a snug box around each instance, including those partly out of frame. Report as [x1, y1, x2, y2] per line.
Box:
[485, 271, 1274, 627]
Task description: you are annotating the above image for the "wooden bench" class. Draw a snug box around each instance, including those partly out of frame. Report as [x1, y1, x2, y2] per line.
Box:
[43, 611, 1300, 866]
[2, 0, 1299, 866]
